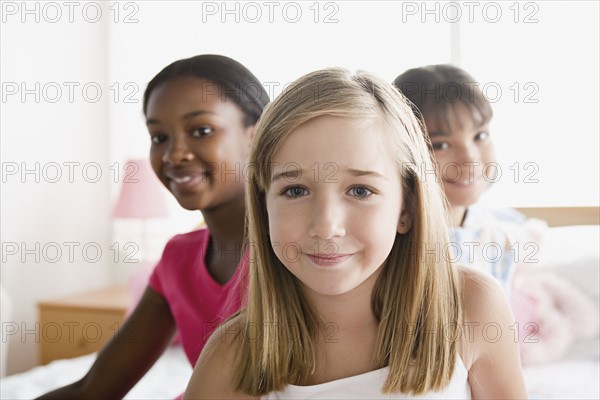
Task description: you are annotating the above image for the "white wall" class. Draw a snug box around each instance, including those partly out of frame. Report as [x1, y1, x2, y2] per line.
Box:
[1, 0, 598, 374]
[1, 2, 112, 373]
[460, 1, 600, 207]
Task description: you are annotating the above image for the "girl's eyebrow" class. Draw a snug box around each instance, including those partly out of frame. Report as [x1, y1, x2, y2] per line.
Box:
[181, 110, 215, 120]
[146, 110, 215, 126]
[271, 169, 303, 182]
[271, 168, 388, 182]
[347, 168, 388, 180]
[428, 131, 450, 138]
[428, 122, 489, 137]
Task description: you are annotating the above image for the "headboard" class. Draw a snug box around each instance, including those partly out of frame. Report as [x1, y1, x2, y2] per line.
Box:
[516, 206, 600, 227]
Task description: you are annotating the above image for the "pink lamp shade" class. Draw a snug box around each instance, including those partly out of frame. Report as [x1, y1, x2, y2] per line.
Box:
[113, 159, 169, 218]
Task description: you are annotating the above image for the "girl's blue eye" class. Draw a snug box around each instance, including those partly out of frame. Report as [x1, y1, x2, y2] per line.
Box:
[348, 186, 373, 198]
[151, 133, 167, 144]
[283, 186, 307, 198]
[475, 131, 489, 141]
[192, 127, 213, 137]
[431, 142, 449, 151]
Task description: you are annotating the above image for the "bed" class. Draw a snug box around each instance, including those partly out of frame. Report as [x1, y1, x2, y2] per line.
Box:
[1, 208, 598, 399]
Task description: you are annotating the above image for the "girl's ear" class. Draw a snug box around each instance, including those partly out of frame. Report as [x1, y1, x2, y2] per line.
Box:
[246, 124, 256, 142]
[242, 125, 256, 158]
[397, 208, 413, 234]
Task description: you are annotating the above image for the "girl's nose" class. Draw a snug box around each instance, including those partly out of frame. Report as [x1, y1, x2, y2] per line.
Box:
[456, 142, 480, 164]
[308, 195, 346, 240]
[456, 143, 481, 167]
[453, 143, 482, 181]
[162, 136, 194, 164]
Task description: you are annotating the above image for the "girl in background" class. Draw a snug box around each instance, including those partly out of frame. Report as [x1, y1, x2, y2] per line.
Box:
[393, 64, 599, 365]
[38, 54, 268, 399]
[394, 65, 518, 292]
[185, 68, 526, 398]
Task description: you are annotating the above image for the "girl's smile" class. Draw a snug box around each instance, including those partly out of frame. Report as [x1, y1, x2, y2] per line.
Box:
[443, 175, 483, 187]
[305, 252, 356, 267]
[165, 167, 210, 192]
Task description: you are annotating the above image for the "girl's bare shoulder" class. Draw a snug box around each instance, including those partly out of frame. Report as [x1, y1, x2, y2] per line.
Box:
[202, 313, 246, 359]
[454, 266, 527, 396]
[455, 264, 507, 321]
[454, 264, 518, 363]
[184, 314, 256, 400]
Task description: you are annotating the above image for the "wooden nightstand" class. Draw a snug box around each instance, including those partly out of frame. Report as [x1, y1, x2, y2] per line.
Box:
[38, 285, 130, 365]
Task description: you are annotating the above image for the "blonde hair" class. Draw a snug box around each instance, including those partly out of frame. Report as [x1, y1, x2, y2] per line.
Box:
[235, 68, 462, 395]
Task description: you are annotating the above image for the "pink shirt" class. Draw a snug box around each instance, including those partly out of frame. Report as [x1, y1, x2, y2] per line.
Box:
[149, 228, 247, 366]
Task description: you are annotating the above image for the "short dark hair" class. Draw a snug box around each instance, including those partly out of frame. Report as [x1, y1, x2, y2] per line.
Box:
[393, 64, 493, 133]
[143, 54, 269, 127]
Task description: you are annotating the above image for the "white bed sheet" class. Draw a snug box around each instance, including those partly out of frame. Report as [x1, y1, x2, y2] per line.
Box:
[524, 359, 599, 399]
[0, 345, 192, 399]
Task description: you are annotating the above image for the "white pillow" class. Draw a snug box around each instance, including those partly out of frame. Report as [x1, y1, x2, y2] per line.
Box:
[538, 225, 600, 308]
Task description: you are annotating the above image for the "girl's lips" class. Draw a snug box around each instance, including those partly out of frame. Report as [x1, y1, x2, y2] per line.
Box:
[167, 172, 208, 193]
[444, 176, 483, 187]
[306, 253, 354, 267]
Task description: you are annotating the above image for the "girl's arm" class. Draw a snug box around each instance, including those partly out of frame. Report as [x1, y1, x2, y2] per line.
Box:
[184, 317, 257, 400]
[36, 286, 176, 399]
[460, 266, 528, 399]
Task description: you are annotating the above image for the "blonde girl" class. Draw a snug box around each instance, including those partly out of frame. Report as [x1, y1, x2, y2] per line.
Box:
[185, 68, 526, 399]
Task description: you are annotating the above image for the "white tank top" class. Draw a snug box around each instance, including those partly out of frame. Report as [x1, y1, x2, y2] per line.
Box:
[262, 357, 471, 399]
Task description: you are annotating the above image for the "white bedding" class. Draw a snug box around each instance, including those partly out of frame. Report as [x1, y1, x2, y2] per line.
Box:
[1, 225, 598, 399]
[524, 359, 599, 399]
[0, 345, 193, 399]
